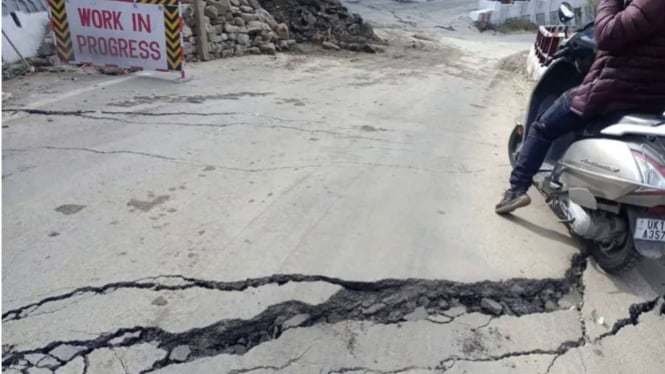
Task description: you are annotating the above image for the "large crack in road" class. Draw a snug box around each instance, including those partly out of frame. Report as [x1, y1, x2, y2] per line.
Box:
[2, 250, 665, 373]
[3, 254, 584, 372]
[3, 267, 574, 324]
[6, 253, 662, 374]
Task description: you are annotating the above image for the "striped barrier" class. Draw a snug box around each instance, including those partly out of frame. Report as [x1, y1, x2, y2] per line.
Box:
[46, 0, 185, 76]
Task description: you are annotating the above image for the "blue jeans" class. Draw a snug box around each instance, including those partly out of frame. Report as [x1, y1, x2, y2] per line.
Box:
[510, 89, 587, 192]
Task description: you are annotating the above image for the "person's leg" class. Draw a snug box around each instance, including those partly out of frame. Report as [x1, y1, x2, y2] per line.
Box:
[496, 89, 586, 214]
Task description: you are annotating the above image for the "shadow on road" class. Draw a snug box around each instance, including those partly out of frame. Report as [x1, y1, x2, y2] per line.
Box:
[500, 214, 580, 248]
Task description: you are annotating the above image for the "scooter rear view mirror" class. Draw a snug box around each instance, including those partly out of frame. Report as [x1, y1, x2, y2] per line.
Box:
[559, 2, 575, 24]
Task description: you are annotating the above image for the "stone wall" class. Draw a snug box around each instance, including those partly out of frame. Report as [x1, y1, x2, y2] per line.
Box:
[182, 0, 295, 61]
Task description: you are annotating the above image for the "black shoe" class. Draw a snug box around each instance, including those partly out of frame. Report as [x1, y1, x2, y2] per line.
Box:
[495, 189, 531, 214]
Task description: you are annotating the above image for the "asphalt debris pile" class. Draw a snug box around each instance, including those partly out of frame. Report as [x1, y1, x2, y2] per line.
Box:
[259, 0, 385, 52]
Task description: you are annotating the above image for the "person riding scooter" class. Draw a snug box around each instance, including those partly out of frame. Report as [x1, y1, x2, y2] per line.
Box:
[496, 0, 665, 214]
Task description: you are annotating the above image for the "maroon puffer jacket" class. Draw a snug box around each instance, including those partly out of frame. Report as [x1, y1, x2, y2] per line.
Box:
[571, 0, 665, 116]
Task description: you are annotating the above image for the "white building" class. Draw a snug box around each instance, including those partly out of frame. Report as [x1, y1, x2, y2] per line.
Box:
[471, 0, 594, 26]
[2, 0, 50, 63]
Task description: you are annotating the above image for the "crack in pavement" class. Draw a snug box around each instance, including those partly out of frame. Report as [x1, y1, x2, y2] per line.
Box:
[111, 348, 130, 374]
[3, 145, 504, 175]
[1, 271, 571, 322]
[3, 255, 586, 372]
[83, 355, 90, 374]
[542, 295, 665, 374]
[594, 295, 664, 342]
[2, 108, 404, 145]
[4, 254, 661, 374]
[439, 344, 573, 373]
[226, 347, 313, 374]
[328, 365, 433, 374]
[106, 92, 274, 107]
[4, 107, 329, 126]
[437, 294, 663, 374]
[37, 146, 177, 161]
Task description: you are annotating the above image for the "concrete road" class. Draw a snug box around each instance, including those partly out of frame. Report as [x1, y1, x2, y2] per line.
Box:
[2, 1, 664, 373]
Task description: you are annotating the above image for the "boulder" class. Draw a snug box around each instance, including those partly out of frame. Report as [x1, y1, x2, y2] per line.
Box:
[255, 8, 278, 29]
[224, 23, 242, 33]
[322, 41, 340, 50]
[247, 20, 269, 34]
[209, 0, 232, 15]
[259, 43, 276, 55]
[204, 5, 219, 18]
[241, 12, 259, 23]
[234, 45, 246, 56]
[237, 33, 250, 45]
[275, 23, 289, 40]
[233, 17, 246, 27]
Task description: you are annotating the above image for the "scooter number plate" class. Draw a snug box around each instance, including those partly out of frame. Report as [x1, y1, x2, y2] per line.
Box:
[634, 218, 665, 242]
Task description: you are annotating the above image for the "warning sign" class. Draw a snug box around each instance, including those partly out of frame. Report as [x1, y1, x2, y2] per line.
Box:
[47, 0, 184, 73]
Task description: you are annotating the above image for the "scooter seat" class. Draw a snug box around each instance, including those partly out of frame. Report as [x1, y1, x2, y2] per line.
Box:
[583, 112, 664, 137]
[617, 114, 664, 127]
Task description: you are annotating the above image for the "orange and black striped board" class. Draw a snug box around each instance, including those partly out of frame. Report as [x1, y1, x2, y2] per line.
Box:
[47, 0, 185, 75]
[136, 0, 184, 72]
[48, 0, 74, 62]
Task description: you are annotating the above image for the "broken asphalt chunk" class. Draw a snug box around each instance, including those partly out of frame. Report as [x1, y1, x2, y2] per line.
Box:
[282, 313, 310, 329]
[480, 298, 504, 315]
[50, 344, 86, 362]
[404, 307, 428, 321]
[168, 345, 191, 362]
[362, 302, 386, 315]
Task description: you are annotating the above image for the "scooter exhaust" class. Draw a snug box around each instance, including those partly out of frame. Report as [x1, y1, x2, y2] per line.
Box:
[566, 202, 626, 242]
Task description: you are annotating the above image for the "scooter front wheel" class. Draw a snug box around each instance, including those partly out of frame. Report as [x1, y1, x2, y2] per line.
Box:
[507, 124, 524, 168]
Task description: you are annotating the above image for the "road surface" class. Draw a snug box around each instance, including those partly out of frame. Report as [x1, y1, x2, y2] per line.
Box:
[2, 1, 664, 373]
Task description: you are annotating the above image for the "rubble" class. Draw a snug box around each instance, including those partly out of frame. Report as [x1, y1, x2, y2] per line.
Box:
[481, 298, 504, 316]
[260, 0, 384, 51]
[183, 0, 382, 60]
[5, 0, 381, 76]
[182, 0, 295, 61]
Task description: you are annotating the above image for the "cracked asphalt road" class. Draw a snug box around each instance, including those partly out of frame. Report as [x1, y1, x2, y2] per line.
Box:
[2, 1, 664, 373]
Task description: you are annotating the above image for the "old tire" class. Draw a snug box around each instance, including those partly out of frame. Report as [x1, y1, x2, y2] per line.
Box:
[590, 234, 642, 274]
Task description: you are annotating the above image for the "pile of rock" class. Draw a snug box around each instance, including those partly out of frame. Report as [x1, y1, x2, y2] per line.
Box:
[259, 0, 383, 51]
[182, 0, 295, 60]
[24, 0, 382, 72]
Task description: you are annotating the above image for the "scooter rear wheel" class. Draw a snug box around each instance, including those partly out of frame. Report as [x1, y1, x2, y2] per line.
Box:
[589, 234, 642, 274]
